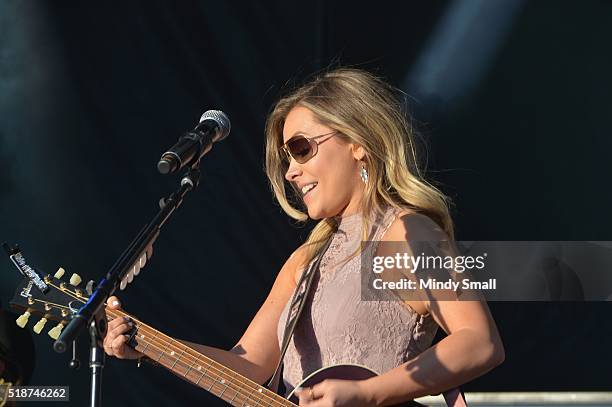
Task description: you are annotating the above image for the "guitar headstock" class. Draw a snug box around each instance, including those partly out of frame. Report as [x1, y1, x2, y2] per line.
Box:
[9, 267, 89, 341]
[5, 242, 147, 345]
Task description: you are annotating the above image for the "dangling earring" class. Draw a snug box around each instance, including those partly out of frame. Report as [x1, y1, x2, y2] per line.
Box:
[359, 162, 368, 183]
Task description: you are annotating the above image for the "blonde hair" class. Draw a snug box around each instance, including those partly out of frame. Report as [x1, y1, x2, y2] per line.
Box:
[264, 68, 454, 265]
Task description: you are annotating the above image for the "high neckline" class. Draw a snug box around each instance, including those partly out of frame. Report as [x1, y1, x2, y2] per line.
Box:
[333, 210, 361, 223]
[332, 205, 397, 235]
[333, 211, 363, 238]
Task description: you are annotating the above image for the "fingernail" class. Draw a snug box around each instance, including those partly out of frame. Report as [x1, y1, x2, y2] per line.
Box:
[112, 300, 120, 307]
[128, 321, 134, 327]
[124, 316, 130, 322]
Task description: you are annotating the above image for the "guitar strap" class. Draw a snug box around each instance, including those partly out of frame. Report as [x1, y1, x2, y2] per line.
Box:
[266, 236, 468, 407]
[267, 237, 333, 394]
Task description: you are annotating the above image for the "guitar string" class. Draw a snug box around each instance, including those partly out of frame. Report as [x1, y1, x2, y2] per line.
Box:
[107, 309, 292, 407]
[45, 283, 293, 407]
[30, 297, 70, 310]
[45, 281, 295, 407]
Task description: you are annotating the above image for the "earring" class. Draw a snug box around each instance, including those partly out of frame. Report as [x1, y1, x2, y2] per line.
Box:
[359, 162, 368, 183]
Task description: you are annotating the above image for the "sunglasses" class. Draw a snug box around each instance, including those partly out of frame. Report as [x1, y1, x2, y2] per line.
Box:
[280, 131, 338, 164]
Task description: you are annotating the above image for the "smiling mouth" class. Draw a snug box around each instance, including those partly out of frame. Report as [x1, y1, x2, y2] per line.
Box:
[301, 182, 318, 197]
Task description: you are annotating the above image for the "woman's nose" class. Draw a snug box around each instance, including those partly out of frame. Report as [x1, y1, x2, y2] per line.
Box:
[284, 158, 302, 182]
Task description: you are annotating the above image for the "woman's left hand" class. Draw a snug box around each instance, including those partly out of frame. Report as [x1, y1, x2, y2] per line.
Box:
[295, 379, 375, 406]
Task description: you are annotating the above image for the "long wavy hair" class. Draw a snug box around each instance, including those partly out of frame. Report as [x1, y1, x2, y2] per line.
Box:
[264, 68, 454, 266]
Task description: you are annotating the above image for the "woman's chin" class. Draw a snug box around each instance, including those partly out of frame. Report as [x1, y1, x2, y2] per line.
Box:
[306, 208, 319, 220]
[305, 203, 323, 220]
[306, 205, 338, 220]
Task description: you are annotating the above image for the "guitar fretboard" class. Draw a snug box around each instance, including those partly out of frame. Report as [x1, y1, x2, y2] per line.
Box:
[107, 310, 295, 407]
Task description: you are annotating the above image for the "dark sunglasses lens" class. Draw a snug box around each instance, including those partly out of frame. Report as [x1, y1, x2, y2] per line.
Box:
[287, 137, 312, 163]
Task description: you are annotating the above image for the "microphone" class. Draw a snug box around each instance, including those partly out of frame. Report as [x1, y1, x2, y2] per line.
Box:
[157, 110, 230, 174]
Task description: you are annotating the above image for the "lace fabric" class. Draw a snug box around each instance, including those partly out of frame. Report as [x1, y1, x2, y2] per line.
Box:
[276, 206, 439, 395]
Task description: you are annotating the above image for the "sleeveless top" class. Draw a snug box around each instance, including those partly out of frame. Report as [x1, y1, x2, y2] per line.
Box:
[276, 205, 439, 395]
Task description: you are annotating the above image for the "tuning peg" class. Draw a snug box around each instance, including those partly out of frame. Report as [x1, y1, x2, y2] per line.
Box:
[33, 317, 48, 334]
[136, 252, 147, 274]
[48, 322, 64, 340]
[69, 273, 82, 286]
[120, 277, 128, 290]
[16, 311, 31, 328]
[127, 267, 135, 283]
[54, 267, 66, 279]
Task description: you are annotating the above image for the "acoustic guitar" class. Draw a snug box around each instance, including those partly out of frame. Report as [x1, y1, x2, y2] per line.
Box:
[9, 269, 465, 406]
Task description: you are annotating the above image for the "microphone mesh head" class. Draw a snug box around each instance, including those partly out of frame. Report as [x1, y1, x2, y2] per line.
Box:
[200, 110, 231, 141]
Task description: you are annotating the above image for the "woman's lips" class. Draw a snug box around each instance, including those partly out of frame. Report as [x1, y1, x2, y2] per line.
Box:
[303, 184, 317, 202]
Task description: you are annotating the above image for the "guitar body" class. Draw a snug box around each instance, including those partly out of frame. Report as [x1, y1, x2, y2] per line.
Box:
[287, 364, 424, 406]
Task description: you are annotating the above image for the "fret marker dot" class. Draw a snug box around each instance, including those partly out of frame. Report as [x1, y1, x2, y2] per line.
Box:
[140, 334, 145, 339]
[258, 388, 263, 392]
[220, 379, 225, 384]
[197, 366, 202, 371]
[170, 351, 175, 356]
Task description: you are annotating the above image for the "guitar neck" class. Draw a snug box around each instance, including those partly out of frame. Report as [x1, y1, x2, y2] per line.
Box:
[106, 309, 294, 407]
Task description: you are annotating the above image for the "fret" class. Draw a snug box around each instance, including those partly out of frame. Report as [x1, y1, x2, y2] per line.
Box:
[209, 380, 222, 399]
[183, 356, 196, 378]
[208, 376, 230, 400]
[153, 335, 168, 363]
[218, 386, 241, 407]
[156, 341, 168, 363]
[140, 333, 149, 353]
[229, 389, 238, 404]
[219, 381, 227, 398]
[244, 392, 257, 407]
[221, 384, 247, 407]
[170, 346, 185, 369]
[213, 367, 234, 402]
[253, 387, 265, 407]
[136, 329, 163, 361]
[228, 369, 255, 407]
[223, 388, 242, 406]
[224, 369, 242, 407]
[195, 364, 208, 386]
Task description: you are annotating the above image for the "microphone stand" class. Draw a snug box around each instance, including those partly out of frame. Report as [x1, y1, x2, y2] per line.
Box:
[54, 162, 202, 407]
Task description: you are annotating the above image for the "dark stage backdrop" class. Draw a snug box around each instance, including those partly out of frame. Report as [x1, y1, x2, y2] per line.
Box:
[1, 1, 611, 406]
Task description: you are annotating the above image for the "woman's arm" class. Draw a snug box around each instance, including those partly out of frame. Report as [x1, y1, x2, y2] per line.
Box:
[297, 212, 504, 406]
[363, 212, 505, 405]
[360, 300, 504, 406]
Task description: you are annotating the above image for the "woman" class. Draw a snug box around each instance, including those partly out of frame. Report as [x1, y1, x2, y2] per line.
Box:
[104, 68, 504, 406]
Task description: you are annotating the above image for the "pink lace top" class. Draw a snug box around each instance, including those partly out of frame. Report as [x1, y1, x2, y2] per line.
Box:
[276, 205, 439, 395]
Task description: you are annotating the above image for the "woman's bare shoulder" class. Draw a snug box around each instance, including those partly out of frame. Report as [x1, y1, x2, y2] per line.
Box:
[381, 208, 449, 316]
[382, 207, 449, 242]
[286, 243, 311, 284]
